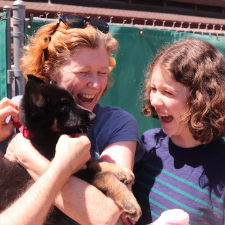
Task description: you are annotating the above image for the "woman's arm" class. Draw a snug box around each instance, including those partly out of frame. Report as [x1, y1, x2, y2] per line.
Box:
[100, 141, 138, 225]
[100, 140, 136, 169]
[100, 140, 137, 189]
[56, 140, 137, 224]
[6, 134, 126, 225]
[1, 134, 91, 225]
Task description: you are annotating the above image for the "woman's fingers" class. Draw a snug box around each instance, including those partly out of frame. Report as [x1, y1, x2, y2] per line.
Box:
[0, 98, 19, 141]
[0, 98, 19, 123]
[0, 107, 19, 141]
[0, 105, 19, 123]
[0, 97, 19, 110]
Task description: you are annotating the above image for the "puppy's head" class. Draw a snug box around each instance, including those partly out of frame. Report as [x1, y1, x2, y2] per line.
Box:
[19, 79, 96, 138]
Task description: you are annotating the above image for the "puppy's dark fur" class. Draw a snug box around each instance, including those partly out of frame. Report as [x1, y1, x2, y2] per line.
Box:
[0, 77, 141, 224]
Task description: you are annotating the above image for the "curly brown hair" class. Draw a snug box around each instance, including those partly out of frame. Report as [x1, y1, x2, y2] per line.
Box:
[143, 38, 225, 143]
[20, 22, 118, 96]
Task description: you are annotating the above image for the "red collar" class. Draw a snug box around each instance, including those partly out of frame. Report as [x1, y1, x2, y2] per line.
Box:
[12, 119, 33, 138]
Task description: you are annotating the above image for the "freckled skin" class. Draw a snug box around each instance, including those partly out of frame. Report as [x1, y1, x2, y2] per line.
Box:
[52, 46, 109, 112]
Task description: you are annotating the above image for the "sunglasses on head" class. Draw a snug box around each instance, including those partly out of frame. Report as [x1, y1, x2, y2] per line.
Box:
[56, 13, 109, 34]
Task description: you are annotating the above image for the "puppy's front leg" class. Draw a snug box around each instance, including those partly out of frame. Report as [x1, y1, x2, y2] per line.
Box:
[88, 161, 134, 184]
[91, 171, 142, 222]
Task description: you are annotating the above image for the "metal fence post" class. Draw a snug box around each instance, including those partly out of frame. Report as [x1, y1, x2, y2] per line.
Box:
[12, 0, 25, 96]
[3, 5, 12, 98]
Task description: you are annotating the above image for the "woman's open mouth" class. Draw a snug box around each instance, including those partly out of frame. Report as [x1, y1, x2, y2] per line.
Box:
[77, 94, 95, 103]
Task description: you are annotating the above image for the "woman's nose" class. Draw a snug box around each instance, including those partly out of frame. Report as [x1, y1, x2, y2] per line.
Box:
[87, 73, 100, 89]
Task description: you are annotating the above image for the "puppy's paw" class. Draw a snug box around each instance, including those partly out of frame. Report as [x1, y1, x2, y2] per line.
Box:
[117, 195, 142, 222]
[89, 162, 135, 184]
[113, 166, 135, 184]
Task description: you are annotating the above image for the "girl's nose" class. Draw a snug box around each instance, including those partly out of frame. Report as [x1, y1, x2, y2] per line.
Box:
[150, 94, 164, 108]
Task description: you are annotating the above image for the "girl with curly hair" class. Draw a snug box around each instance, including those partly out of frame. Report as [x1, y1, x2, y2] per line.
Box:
[132, 38, 225, 225]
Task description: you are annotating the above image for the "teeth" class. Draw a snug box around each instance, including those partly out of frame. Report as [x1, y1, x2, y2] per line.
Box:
[158, 113, 171, 117]
[81, 94, 95, 99]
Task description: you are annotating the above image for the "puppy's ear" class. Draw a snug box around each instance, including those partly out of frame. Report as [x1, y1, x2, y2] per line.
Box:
[27, 74, 45, 84]
[25, 80, 45, 108]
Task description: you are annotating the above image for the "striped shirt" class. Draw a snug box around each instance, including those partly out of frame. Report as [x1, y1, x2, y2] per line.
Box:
[133, 128, 225, 225]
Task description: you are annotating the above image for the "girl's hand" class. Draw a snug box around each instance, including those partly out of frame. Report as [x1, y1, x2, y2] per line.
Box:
[0, 98, 19, 141]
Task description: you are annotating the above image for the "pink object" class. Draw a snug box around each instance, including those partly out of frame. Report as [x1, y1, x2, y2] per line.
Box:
[12, 119, 32, 138]
[150, 209, 190, 225]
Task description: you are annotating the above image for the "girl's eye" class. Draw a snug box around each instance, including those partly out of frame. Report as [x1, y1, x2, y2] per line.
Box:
[150, 87, 156, 92]
[165, 91, 173, 96]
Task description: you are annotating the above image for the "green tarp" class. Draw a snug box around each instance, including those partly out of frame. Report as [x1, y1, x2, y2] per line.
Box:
[25, 21, 225, 135]
[0, 12, 7, 99]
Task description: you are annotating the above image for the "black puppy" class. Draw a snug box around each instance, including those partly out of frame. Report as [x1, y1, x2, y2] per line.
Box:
[0, 75, 141, 224]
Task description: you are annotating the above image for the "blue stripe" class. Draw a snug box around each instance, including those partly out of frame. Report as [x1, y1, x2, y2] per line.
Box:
[145, 163, 223, 203]
[136, 179, 223, 225]
[141, 171, 223, 215]
[136, 191, 205, 225]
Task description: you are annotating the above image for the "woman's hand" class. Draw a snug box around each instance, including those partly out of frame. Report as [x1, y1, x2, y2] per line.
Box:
[6, 133, 91, 177]
[5, 133, 49, 181]
[53, 134, 91, 176]
[118, 212, 136, 225]
[5, 133, 38, 164]
[0, 98, 19, 141]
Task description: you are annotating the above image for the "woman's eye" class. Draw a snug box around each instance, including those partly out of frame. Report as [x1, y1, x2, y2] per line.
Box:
[98, 72, 107, 76]
[78, 72, 89, 75]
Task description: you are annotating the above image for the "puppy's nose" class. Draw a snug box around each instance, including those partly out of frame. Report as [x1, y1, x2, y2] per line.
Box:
[89, 112, 96, 122]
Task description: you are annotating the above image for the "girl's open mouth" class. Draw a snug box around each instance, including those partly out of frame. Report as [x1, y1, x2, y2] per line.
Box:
[161, 115, 173, 123]
[158, 113, 173, 123]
